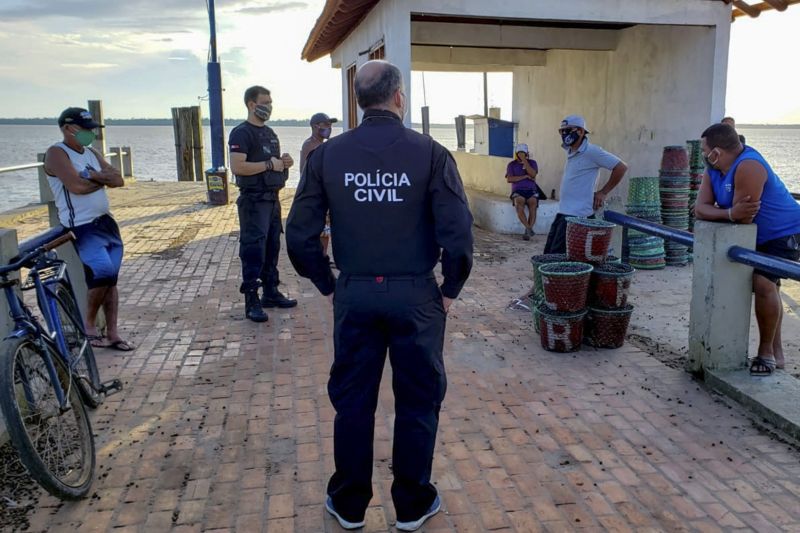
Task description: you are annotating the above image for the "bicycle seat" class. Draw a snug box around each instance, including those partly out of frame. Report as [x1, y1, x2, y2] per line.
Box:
[15, 225, 69, 259]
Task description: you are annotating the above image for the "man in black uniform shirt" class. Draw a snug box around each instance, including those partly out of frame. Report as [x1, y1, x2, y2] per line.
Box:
[229, 85, 297, 322]
[286, 61, 473, 531]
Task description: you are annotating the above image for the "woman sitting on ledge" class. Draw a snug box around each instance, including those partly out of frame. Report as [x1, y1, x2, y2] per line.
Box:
[506, 143, 547, 241]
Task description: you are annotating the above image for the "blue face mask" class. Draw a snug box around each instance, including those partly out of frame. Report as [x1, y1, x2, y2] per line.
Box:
[561, 129, 580, 147]
[318, 127, 331, 139]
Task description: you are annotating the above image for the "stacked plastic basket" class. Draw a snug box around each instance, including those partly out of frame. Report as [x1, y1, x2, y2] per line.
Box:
[686, 139, 704, 232]
[625, 176, 666, 270]
[534, 218, 635, 352]
[659, 146, 691, 266]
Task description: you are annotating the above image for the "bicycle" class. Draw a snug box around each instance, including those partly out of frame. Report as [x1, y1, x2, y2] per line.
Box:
[0, 228, 121, 499]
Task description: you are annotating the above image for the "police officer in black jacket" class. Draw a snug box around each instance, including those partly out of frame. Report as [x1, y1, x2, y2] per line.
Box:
[286, 60, 473, 531]
[229, 85, 298, 322]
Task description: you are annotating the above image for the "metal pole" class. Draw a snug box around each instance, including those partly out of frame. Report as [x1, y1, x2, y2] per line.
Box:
[207, 0, 226, 170]
[483, 72, 488, 117]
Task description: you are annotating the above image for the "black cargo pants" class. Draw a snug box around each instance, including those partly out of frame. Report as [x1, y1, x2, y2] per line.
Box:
[236, 191, 281, 293]
[327, 273, 447, 523]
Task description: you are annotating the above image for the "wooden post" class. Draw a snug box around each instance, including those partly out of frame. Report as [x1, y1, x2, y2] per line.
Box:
[122, 145, 134, 178]
[87, 100, 107, 155]
[172, 107, 194, 181]
[37, 153, 54, 204]
[110, 146, 123, 175]
[190, 106, 205, 181]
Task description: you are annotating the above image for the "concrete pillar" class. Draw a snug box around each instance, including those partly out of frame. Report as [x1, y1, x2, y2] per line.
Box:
[688, 220, 757, 373]
[0, 229, 19, 439]
[122, 146, 134, 178]
[110, 146, 123, 174]
[37, 153, 53, 204]
[46, 204, 92, 323]
[0, 229, 20, 340]
[604, 196, 625, 258]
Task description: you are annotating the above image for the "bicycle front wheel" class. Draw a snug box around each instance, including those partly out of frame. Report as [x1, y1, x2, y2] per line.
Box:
[53, 282, 102, 408]
[0, 336, 95, 500]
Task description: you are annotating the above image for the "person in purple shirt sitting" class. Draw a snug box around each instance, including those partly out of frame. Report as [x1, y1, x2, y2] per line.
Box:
[506, 143, 547, 240]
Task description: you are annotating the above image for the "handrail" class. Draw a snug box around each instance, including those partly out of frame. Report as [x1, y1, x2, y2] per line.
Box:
[604, 209, 800, 283]
[728, 246, 800, 281]
[0, 151, 127, 175]
[603, 210, 694, 247]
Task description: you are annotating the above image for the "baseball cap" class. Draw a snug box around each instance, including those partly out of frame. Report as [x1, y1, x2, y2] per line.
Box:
[560, 114, 589, 133]
[310, 112, 338, 125]
[58, 107, 104, 129]
[514, 143, 529, 154]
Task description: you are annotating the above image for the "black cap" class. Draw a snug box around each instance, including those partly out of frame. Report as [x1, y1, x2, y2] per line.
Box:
[309, 112, 338, 126]
[58, 107, 104, 129]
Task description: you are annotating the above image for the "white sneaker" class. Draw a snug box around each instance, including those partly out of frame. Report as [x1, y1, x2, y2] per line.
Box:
[396, 495, 441, 531]
[325, 496, 365, 530]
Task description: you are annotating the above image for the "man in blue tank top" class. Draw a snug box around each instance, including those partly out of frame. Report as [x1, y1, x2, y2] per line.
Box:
[695, 123, 800, 376]
[286, 60, 473, 531]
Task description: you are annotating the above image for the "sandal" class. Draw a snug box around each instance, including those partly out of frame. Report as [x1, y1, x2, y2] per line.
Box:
[507, 298, 530, 311]
[106, 339, 135, 352]
[88, 334, 109, 348]
[749, 356, 776, 376]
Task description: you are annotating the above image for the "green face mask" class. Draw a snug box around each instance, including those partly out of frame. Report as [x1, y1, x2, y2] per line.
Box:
[74, 129, 96, 147]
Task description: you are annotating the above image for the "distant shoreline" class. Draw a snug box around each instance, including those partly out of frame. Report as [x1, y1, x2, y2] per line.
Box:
[0, 118, 463, 128]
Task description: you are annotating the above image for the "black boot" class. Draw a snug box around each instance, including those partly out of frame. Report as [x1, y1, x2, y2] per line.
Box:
[245, 290, 269, 322]
[261, 288, 298, 308]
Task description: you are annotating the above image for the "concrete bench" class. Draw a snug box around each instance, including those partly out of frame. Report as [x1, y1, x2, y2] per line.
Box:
[466, 189, 559, 235]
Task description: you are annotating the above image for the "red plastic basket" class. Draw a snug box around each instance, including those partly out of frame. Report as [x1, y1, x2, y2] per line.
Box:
[565, 217, 616, 264]
[539, 262, 593, 312]
[538, 304, 587, 353]
[589, 262, 635, 309]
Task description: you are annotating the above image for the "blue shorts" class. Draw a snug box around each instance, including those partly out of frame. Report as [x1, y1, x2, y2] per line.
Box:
[71, 215, 124, 289]
[755, 233, 800, 285]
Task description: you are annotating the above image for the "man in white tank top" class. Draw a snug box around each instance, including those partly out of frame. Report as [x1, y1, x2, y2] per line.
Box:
[44, 107, 133, 352]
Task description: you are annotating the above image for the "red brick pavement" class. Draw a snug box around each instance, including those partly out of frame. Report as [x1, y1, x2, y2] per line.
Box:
[3, 183, 800, 532]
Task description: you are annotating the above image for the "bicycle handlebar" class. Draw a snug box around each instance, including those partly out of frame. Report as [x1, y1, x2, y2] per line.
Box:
[0, 231, 76, 276]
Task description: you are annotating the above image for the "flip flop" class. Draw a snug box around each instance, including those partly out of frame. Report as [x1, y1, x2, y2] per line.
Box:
[88, 334, 109, 348]
[106, 339, 135, 352]
[507, 298, 530, 311]
[749, 356, 776, 376]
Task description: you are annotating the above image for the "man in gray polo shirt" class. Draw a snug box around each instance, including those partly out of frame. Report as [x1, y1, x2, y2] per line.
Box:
[543, 115, 628, 254]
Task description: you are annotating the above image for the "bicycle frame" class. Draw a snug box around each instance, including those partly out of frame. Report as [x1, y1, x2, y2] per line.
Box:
[0, 258, 75, 412]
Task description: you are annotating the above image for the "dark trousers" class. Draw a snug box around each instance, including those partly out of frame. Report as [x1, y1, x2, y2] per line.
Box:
[327, 274, 446, 522]
[544, 213, 595, 254]
[237, 193, 281, 293]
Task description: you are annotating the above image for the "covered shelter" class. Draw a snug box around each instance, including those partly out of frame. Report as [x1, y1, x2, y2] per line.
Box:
[300, 1, 778, 231]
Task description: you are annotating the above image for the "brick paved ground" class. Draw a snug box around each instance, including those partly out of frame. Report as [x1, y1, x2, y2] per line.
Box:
[2, 182, 800, 532]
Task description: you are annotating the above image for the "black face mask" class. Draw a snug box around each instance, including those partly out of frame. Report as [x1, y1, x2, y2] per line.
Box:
[561, 129, 580, 147]
[254, 103, 272, 121]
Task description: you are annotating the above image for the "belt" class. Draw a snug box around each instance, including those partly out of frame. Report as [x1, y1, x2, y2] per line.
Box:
[339, 272, 435, 286]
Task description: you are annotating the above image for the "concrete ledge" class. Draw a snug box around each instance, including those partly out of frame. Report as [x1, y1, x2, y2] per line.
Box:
[466, 188, 558, 235]
[706, 369, 800, 442]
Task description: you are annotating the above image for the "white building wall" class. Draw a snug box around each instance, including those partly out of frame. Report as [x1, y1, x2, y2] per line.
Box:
[512, 23, 724, 202]
[330, 0, 411, 129]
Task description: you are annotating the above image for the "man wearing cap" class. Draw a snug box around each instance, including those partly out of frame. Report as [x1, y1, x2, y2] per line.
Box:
[506, 143, 546, 240]
[300, 113, 338, 258]
[229, 85, 297, 323]
[543, 115, 628, 254]
[300, 112, 338, 172]
[44, 107, 133, 351]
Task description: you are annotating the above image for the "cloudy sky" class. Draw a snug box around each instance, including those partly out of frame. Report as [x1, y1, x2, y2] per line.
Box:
[0, 1, 797, 124]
